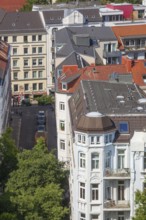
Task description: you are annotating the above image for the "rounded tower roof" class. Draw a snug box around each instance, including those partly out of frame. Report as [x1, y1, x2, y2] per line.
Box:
[76, 111, 115, 132]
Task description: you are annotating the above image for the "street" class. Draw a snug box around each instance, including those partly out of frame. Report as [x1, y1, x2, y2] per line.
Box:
[10, 105, 57, 152]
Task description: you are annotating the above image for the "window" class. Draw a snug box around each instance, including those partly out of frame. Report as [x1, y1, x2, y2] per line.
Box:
[60, 102, 65, 110]
[119, 122, 129, 133]
[62, 83, 67, 90]
[80, 183, 85, 199]
[118, 211, 124, 220]
[144, 151, 146, 169]
[13, 72, 18, 80]
[24, 84, 29, 91]
[143, 75, 146, 83]
[105, 151, 111, 168]
[91, 215, 99, 220]
[91, 153, 99, 170]
[38, 58, 42, 65]
[24, 72, 28, 79]
[78, 135, 86, 144]
[106, 186, 111, 200]
[90, 136, 100, 145]
[109, 134, 112, 143]
[13, 36, 17, 42]
[38, 47, 42, 53]
[80, 213, 86, 220]
[24, 59, 28, 66]
[60, 139, 65, 150]
[60, 120, 65, 131]
[13, 48, 17, 55]
[79, 153, 86, 168]
[32, 71, 37, 78]
[38, 35, 42, 41]
[14, 84, 18, 92]
[24, 36, 28, 43]
[32, 59, 37, 66]
[105, 135, 108, 144]
[24, 48, 28, 54]
[4, 36, 8, 42]
[13, 60, 18, 67]
[38, 83, 43, 90]
[78, 134, 81, 143]
[117, 149, 125, 169]
[32, 47, 36, 54]
[38, 71, 42, 78]
[33, 83, 37, 91]
[91, 184, 99, 201]
[143, 182, 146, 190]
[32, 35, 36, 41]
[118, 181, 125, 201]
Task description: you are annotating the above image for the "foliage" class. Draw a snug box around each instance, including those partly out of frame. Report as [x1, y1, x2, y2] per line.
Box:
[21, 0, 48, 11]
[132, 189, 146, 220]
[5, 138, 69, 220]
[36, 95, 54, 106]
[0, 128, 18, 188]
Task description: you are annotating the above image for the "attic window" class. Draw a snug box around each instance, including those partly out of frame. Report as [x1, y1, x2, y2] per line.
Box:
[62, 82, 67, 90]
[119, 122, 129, 134]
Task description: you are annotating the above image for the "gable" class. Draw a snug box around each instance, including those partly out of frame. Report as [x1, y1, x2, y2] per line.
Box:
[62, 10, 85, 25]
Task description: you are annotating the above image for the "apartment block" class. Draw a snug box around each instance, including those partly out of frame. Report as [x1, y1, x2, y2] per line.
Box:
[0, 10, 47, 100]
[0, 40, 11, 135]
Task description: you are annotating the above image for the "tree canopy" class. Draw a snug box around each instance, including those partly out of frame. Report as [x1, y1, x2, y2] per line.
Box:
[0, 128, 18, 189]
[21, 0, 49, 11]
[132, 189, 146, 220]
[4, 138, 69, 220]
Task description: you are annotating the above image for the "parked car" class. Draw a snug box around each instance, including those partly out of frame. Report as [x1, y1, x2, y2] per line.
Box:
[35, 125, 47, 143]
[37, 110, 45, 118]
[37, 125, 45, 132]
[37, 116, 46, 125]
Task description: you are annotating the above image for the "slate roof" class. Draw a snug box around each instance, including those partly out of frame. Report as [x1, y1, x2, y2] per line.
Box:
[42, 7, 101, 25]
[0, 11, 46, 34]
[69, 80, 146, 142]
[56, 26, 116, 58]
[0, 0, 26, 12]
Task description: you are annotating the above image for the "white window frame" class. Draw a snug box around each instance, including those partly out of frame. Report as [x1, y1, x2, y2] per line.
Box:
[60, 120, 65, 131]
[91, 152, 99, 170]
[91, 184, 99, 201]
[13, 59, 18, 67]
[38, 71, 42, 78]
[60, 139, 65, 150]
[79, 152, 86, 168]
[38, 47, 42, 53]
[24, 47, 28, 54]
[32, 47, 36, 54]
[117, 149, 125, 169]
[24, 59, 29, 67]
[32, 71, 37, 78]
[39, 83, 43, 90]
[105, 135, 109, 144]
[91, 214, 99, 220]
[33, 83, 37, 91]
[105, 151, 111, 168]
[24, 71, 28, 79]
[13, 48, 17, 55]
[60, 102, 65, 111]
[32, 59, 37, 66]
[38, 58, 43, 65]
[80, 182, 85, 200]
[80, 213, 86, 220]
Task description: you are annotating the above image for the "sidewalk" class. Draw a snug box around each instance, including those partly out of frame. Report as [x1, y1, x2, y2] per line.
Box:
[10, 112, 22, 148]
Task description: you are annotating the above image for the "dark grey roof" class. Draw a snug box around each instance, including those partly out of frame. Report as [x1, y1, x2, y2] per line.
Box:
[0, 9, 6, 23]
[57, 52, 89, 69]
[56, 26, 116, 59]
[0, 11, 46, 34]
[62, 73, 81, 83]
[43, 10, 64, 24]
[78, 8, 102, 22]
[81, 80, 146, 115]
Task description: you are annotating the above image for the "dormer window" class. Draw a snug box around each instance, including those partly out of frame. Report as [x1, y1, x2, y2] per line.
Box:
[62, 82, 67, 90]
[119, 122, 129, 134]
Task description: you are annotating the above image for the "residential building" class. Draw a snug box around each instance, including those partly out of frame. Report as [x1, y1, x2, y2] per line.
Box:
[68, 80, 146, 220]
[56, 64, 131, 162]
[55, 26, 121, 79]
[0, 40, 11, 135]
[112, 24, 146, 61]
[0, 10, 47, 100]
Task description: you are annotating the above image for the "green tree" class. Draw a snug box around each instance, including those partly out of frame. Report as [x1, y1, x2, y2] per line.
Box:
[21, 0, 48, 11]
[6, 138, 69, 220]
[132, 189, 146, 220]
[36, 95, 54, 106]
[0, 128, 18, 189]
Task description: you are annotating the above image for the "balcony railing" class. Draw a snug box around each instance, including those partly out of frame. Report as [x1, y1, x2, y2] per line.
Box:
[104, 168, 130, 177]
[104, 200, 130, 209]
[124, 44, 146, 50]
[103, 50, 121, 58]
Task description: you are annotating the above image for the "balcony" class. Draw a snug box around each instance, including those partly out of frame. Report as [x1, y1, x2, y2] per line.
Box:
[125, 44, 146, 51]
[104, 168, 130, 179]
[103, 50, 121, 58]
[104, 200, 130, 210]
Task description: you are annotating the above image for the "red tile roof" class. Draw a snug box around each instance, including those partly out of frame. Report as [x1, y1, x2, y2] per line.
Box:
[0, 0, 26, 12]
[112, 25, 146, 49]
[58, 64, 130, 94]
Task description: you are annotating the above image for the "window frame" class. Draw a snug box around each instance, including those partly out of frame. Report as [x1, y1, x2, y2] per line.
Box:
[59, 102, 65, 111]
[60, 120, 65, 131]
[79, 152, 86, 169]
[60, 139, 65, 150]
[91, 184, 99, 201]
[119, 122, 129, 134]
[79, 182, 85, 200]
[91, 152, 99, 170]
